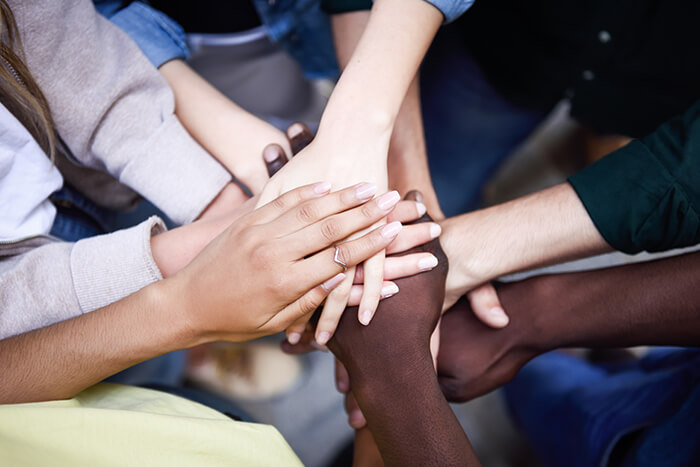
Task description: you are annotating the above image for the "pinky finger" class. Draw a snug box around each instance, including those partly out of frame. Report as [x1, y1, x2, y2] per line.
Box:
[348, 281, 399, 306]
[269, 273, 346, 334]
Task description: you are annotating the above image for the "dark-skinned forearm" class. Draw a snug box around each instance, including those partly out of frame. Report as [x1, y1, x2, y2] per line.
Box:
[505, 250, 700, 351]
[349, 346, 477, 466]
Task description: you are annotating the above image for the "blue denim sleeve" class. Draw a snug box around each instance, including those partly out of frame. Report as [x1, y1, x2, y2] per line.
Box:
[421, 0, 474, 22]
[93, 1, 189, 67]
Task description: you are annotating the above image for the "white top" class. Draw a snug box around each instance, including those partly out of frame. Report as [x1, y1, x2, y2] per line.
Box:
[0, 103, 62, 241]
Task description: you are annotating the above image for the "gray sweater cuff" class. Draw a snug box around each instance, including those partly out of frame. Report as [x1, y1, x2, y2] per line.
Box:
[120, 116, 232, 225]
[70, 217, 166, 313]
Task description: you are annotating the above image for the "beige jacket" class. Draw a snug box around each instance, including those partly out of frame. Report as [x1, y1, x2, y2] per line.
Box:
[0, 0, 232, 338]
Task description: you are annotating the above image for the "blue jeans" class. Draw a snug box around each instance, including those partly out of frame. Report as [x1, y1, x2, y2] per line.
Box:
[504, 349, 700, 467]
[420, 24, 550, 216]
[50, 185, 185, 387]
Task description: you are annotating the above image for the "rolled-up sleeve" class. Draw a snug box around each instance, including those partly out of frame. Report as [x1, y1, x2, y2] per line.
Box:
[322, 0, 473, 22]
[422, 0, 474, 22]
[569, 100, 700, 254]
[95, 1, 189, 67]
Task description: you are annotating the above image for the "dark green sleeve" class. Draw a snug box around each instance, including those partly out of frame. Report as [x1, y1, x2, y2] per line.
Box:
[321, 0, 372, 14]
[569, 100, 700, 254]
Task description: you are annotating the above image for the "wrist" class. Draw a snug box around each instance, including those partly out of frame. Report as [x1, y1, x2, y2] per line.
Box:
[496, 276, 567, 354]
[148, 277, 212, 349]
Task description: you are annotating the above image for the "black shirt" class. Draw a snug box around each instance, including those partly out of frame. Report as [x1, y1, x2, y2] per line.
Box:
[149, 0, 262, 34]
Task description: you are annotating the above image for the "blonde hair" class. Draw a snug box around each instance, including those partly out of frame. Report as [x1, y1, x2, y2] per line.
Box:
[0, 0, 56, 159]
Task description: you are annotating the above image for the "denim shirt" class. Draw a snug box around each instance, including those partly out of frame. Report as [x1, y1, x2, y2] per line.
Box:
[423, 0, 474, 22]
[93, 0, 339, 79]
[94, 1, 189, 67]
[321, 0, 474, 23]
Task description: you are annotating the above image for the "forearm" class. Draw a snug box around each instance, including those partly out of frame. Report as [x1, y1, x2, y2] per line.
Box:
[350, 349, 476, 466]
[442, 183, 611, 291]
[513, 250, 700, 351]
[331, 11, 443, 217]
[321, 0, 442, 141]
[386, 77, 443, 218]
[159, 60, 289, 192]
[0, 280, 200, 404]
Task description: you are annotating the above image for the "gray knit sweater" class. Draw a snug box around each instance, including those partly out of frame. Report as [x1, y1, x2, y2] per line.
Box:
[0, 0, 232, 338]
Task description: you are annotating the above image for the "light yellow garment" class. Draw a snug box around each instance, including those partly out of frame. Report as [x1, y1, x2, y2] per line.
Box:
[0, 383, 302, 466]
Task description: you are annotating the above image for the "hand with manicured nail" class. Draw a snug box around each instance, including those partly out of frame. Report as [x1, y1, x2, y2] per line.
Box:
[279, 194, 442, 348]
[168, 183, 403, 343]
[317, 194, 467, 465]
[256, 123, 391, 340]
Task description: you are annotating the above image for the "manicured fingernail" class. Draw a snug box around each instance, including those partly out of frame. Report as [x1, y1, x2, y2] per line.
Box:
[321, 273, 346, 292]
[430, 223, 442, 239]
[287, 332, 301, 345]
[311, 342, 329, 352]
[416, 202, 427, 217]
[355, 183, 378, 201]
[316, 331, 331, 345]
[381, 284, 399, 298]
[488, 307, 510, 327]
[376, 190, 400, 211]
[380, 221, 402, 239]
[313, 181, 332, 194]
[288, 122, 304, 138]
[418, 255, 438, 271]
[359, 309, 373, 326]
[263, 145, 283, 162]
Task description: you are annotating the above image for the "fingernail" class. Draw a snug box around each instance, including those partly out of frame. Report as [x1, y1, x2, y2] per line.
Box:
[380, 221, 402, 239]
[313, 181, 332, 194]
[263, 145, 283, 162]
[316, 331, 331, 345]
[287, 332, 301, 345]
[418, 255, 438, 271]
[355, 183, 378, 201]
[416, 202, 427, 217]
[381, 284, 399, 298]
[321, 273, 346, 292]
[488, 307, 510, 327]
[430, 223, 442, 239]
[337, 379, 349, 392]
[359, 309, 373, 326]
[376, 190, 400, 211]
[288, 122, 304, 138]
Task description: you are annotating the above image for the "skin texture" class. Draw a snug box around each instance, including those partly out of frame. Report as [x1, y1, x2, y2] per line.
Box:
[332, 11, 443, 219]
[160, 59, 290, 195]
[439, 182, 611, 313]
[258, 0, 444, 343]
[325, 201, 479, 466]
[437, 250, 700, 403]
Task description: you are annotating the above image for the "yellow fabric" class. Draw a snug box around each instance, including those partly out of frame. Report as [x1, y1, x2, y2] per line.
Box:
[0, 383, 302, 466]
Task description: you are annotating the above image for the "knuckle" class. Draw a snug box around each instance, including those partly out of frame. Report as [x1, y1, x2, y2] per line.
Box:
[296, 202, 318, 224]
[320, 219, 342, 242]
[334, 244, 352, 268]
[360, 202, 378, 219]
[270, 195, 288, 212]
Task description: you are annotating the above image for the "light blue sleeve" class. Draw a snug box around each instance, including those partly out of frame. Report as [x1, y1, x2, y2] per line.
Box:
[420, 0, 475, 23]
[93, 1, 189, 67]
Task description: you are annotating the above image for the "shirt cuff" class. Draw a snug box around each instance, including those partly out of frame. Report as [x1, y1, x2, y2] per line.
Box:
[420, 0, 474, 23]
[569, 140, 700, 254]
[70, 216, 166, 313]
[104, 2, 189, 68]
[119, 115, 232, 225]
